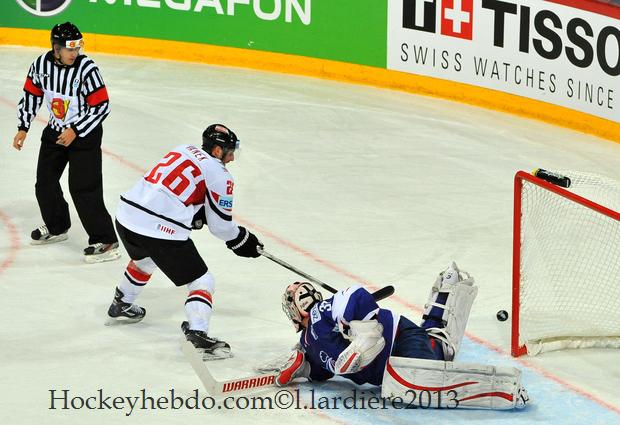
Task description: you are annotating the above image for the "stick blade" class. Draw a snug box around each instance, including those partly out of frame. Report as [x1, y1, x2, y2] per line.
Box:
[372, 285, 395, 301]
[180, 337, 278, 396]
[180, 337, 221, 395]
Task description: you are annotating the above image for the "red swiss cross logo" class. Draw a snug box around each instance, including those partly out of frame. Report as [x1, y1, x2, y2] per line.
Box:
[441, 0, 473, 40]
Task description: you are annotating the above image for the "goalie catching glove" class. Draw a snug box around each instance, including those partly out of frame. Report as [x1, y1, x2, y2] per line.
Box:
[335, 320, 386, 375]
[226, 226, 263, 258]
[276, 349, 310, 386]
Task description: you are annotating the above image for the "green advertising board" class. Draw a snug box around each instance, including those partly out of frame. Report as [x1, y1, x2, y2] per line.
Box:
[2, 0, 386, 67]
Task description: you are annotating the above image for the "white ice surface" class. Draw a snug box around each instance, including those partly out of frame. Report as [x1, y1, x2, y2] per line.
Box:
[0, 46, 618, 424]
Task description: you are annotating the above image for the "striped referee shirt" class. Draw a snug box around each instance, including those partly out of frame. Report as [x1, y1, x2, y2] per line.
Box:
[17, 51, 110, 138]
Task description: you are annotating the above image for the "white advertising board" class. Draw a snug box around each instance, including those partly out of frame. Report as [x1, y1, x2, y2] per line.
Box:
[388, 0, 620, 123]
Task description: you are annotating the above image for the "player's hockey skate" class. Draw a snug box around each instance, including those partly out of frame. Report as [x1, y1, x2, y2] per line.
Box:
[84, 242, 121, 264]
[30, 225, 68, 245]
[181, 321, 233, 360]
[105, 288, 146, 325]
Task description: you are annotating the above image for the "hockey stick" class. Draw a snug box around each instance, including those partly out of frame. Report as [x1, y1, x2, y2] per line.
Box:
[258, 247, 338, 293]
[370, 285, 395, 301]
[180, 338, 277, 396]
[258, 247, 395, 301]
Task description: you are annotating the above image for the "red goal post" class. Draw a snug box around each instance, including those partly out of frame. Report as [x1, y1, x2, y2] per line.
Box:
[512, 170, 620, 357]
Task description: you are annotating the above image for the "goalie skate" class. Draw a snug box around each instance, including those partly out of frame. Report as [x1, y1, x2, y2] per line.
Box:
[181, 321, 233, 360]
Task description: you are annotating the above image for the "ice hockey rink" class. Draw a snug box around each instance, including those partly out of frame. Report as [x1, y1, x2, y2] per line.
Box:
[1, 46, 619, 424]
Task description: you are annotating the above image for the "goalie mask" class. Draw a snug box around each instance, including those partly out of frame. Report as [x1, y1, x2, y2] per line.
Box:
[282, 282, 323, 332]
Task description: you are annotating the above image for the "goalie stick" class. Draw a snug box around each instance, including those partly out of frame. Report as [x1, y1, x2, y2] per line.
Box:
[258, 247, 395, 302]
[180, 338, 277, 396]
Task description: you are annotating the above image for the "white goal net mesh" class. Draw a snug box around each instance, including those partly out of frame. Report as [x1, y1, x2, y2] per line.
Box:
[517, 170, 620, 355]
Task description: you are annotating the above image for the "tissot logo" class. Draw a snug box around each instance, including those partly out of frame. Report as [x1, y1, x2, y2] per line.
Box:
[400, 0, 619, 76]
[16, 0, 72, 17]
[403, 0, 473, 40]
[403, 0, 436, 33]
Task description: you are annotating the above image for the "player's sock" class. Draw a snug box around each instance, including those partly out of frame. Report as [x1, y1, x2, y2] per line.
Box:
[117, 259, 153, 303]
[184, 289, 213, 332]
[184, 272, 215, 332]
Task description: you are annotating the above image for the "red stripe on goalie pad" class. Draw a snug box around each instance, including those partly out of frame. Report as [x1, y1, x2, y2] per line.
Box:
[24, 77, 43, 96]
[386, 361, 478, 391]
[459, 391, 513, 402]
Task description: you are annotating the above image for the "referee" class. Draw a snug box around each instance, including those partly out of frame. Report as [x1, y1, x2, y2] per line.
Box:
[12, 22, 120, 264]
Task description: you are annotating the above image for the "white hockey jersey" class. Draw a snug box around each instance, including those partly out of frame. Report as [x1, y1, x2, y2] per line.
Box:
[116, 144, 240, 242]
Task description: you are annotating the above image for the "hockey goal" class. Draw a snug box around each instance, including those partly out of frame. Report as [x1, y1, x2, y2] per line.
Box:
[512, 170, 620, 357]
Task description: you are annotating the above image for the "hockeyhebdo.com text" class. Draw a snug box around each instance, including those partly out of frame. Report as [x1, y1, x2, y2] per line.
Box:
[48, 388, 447, 416]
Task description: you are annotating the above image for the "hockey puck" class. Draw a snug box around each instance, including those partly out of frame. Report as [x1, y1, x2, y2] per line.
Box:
[496, 310, 509, 321]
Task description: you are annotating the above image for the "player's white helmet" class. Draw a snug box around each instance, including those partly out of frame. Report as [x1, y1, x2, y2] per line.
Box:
[282, 282, 323, 332]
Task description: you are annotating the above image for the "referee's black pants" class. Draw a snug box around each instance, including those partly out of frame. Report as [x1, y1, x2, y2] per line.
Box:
[35, 125, 118, 245]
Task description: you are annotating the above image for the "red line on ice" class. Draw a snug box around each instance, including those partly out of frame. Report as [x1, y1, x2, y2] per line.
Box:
[0, 210, 20, 278]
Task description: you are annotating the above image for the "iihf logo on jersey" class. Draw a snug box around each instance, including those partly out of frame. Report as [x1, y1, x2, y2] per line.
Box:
[16, 0, 73, 17]
[403, 0, 473, 40]
[157, 224, 176, 235]
[51, 98, 70, 121]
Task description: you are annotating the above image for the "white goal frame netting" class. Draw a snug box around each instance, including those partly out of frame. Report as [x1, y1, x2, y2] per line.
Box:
[512, 170, 620, 356]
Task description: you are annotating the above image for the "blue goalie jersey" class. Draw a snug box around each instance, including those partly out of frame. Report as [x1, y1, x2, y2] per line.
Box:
[299, 285, 400, 386]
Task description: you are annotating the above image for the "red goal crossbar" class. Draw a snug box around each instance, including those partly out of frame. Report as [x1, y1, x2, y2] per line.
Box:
[511, 170, 620, 357]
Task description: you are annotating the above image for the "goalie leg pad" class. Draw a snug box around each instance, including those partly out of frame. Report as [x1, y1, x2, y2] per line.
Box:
[422, 262, 477, 359]
[381, 356, 529, 410]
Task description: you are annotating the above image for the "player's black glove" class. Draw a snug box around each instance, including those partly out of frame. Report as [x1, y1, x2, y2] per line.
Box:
[226, 226, 263, 258]
[192, 206, 206, 230]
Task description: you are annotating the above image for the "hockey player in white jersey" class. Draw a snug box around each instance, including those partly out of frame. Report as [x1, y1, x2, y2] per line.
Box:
[106, 124, 263, 359]
[275, 263, 530, 410]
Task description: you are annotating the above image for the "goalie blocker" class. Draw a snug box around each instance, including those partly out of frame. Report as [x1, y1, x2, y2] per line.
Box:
[382, 356, 529, 410]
